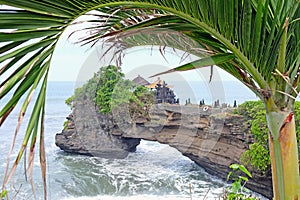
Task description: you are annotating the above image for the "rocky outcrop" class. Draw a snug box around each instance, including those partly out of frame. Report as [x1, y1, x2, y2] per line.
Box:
[55, 99, 140, 159]
[111, 105, 272, 198]
[56, 102, 272, 198]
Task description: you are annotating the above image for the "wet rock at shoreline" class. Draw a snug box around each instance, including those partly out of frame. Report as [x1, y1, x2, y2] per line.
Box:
[55, 101, 272, 198]
[55, 99, 140, 159]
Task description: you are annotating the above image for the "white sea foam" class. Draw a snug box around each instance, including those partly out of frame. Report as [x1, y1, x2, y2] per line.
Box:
[63, 194, 205, 200]
[0, 82, 267, 200]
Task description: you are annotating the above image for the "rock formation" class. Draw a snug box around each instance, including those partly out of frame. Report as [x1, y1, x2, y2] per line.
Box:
[56, 101, 272, 198]
[55, 99, 140, 159]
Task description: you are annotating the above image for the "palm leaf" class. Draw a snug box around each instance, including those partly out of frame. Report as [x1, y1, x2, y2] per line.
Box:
[0, 0, 299, 199]
[150, 53, 235, 75]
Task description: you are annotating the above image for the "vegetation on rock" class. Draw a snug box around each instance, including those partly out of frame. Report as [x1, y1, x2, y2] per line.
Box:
[224, 164, 258, 200]
[235, 101, 300, 175]
[0, 1, 299, 199]
[66, 65, 155, 119]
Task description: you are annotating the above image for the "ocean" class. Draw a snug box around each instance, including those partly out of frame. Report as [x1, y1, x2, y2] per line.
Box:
[0, 81, 265, 200]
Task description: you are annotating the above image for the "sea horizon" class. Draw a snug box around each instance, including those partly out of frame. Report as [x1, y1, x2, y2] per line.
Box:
[0, 81, 266, 200]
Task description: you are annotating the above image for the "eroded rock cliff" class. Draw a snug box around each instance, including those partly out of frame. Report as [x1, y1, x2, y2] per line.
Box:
[55, 100, 272, 198]
[55, 99, 140, 158]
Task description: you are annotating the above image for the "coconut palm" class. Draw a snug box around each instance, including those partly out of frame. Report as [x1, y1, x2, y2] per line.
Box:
[0, 0, 299, 199]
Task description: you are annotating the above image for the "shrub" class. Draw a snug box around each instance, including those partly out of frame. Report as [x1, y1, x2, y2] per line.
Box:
[224, 164, 258, 200]
[0, 190, 6, 199]
[240, 143, 270, 174]
[65, 69, 101, 108]
[95, 65, 125, 113]
[235, 100, 300, 174]
[65, 65, 155, 119]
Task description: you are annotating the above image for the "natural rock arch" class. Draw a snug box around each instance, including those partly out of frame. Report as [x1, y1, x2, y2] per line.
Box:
[56, 99, 272, 198]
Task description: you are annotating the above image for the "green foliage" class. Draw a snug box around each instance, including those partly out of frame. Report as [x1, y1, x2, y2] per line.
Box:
[66, 65, 155, 119]
[63, 120, 69, 130]
[110, 79, 135, 110]
[233, 101, 265, 121]
[0, 0, 298, 198]
[293, 101, 300, 144]
[95, 65, 125, 113]
[65, 69, 102, 108]
[0, 190, 6, 199]
[76, 71, 103, 100]
[234, 101, 270, 174]
[225, 164, 258, 200]
[128, 85, 156, 120]
[240, 143, 271, 174]
[235, 100, 300, 174]
[109, 77, 155, 120]
[65, 95, 74, 108]
[110, 79, 151, 119]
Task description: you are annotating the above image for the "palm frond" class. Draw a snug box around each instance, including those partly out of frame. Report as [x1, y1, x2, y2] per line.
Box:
[0, 0, 299, 199]
[86, 0, 299, 98]
[0, 3, 77, 199]
[151, 53, 235, 76]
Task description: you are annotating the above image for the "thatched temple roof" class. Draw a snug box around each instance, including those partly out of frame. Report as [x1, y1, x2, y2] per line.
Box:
[132, 75, 150, 86]
[146, 77, 173, 89]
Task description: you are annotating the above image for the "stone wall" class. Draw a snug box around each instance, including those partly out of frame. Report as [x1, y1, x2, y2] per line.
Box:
[55, 102, 272, 198]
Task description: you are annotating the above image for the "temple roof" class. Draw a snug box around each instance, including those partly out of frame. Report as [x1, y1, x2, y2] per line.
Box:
[132, 75, 150, 86]
[146, 77, 173, 89]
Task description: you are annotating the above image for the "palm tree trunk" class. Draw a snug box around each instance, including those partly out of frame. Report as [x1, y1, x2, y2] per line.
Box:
[267, 110, 300, 200]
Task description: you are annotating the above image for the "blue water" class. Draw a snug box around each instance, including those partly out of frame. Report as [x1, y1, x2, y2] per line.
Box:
[168, 80, 258, 106]
[0, 81, 263, 200]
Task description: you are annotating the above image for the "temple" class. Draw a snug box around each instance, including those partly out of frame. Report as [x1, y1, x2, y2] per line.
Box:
[132, 75, 150, 86]
[132, 75, 178, 104]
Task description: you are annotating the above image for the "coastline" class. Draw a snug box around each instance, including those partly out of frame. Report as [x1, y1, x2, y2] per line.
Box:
[56, 99, 272, 199]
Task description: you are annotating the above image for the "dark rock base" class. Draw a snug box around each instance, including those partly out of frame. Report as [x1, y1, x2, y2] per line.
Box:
[56, 102, 272, 199]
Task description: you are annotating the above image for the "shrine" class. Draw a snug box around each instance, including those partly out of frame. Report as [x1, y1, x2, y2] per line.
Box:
[132, 76, 178, 104]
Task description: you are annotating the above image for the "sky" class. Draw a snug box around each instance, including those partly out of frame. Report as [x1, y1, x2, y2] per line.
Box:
[46, 11, 238, 83]
[0, 6, 243, 100]
[0, 6, 239, 84]
[0, 6, 250, 109]
[0, 6, 259, 106]
[49, 36, 238, 83]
